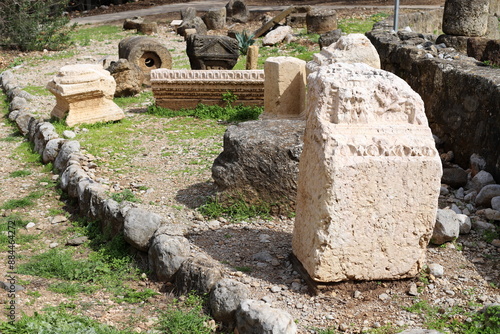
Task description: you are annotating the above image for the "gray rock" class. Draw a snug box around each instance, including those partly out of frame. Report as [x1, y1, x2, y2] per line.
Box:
[54, 140, 80, 172]
[427, 263, 444, 277]
[107, 59, 144, 97]
[148, 234, 190, 281]
[441, 166, 468, 188]
[66, 236, 89, 246]
[450, 203, 461, 214]
[203, 7, 226, 30]
[483, 208, 500, 221]
[60, 164, 90, 198]
[319, 29, 342, 49]
[431, 209, 460, 245]
[456, 214, 471, 234]
[263, 26, 293, 46]
[178, 16, 207, 36]
[469, 170, 495, 191]
[226, 0, 250, 23]
[15, 112, 34, 136]
[464, 190, 477, 203]
[123, 16, 144, 30]
[8, 110, 20, 121]
[470, 153, 487, 176]
[99, 199, 127, 238]
[123, 208, 163, 251]
[63, 130, 76, 139]
[78, 182, 107, 222]
[476, 184, 500, 207]
[473, 220, 497, 231]
[42, 138, 65, 164]
[491, 196, 500, 211]
[210, 278, 250, 323]
[0, 281, 25, 292]
[34, 122, 59, 155]
[175, 254, 222, 295]
[252, 251, 274, 263]
[9, 96, 28, 112]
[236, 299, 297, 334]
[212, 120, 305, 213]
[180, 7, 196, 20]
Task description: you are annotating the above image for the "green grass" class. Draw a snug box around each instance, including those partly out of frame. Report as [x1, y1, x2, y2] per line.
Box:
[12, 141, 41, 164]
[113, 91, 153, 109]
[338, 12, 390, 34]
[0, 214, 40, 245]
[198, 195, 272, 222]
[0, 310, 133, 334]
[71, 25, 129, 46]
[0, 191, 43, 210]
[9, 169, 32, 177]
[110, 189, 141, 203]
[156, 292, 214, 334]
[23, 85, 51, 96]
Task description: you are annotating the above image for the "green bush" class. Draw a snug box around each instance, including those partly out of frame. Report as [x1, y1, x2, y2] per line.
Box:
[0, 0, 75, 51]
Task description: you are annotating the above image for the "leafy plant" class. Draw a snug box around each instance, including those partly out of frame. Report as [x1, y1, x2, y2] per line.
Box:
[0, 0, 76, 51]
[9, 169, 32, 177]
[111, 189, 141, 203]
[235, 30, 255, 55]
[198, 195, 271, 222]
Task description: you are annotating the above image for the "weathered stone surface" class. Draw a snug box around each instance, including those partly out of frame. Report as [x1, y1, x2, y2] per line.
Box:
[246, 45, 259, 70]
[442, 0, 489, 37]
[107, 59, 144, 97]
[262, 26, 293, 46]
[483, 208, 500, 220]
[482, 39, 500, 66]
[33, 122, 59, 156]
[15, 113, 34, 136]
[47, 64, 124, 127]
[118, 36, 172, 85]
[42, 138, 65, 163]
[203, 7, 226, 30]
[435, 34, 470, 53]
[54, 140, 80, 172]
[60, 164, 90, 198]
[178, 17, 208, 36]
[236, 299, 297, 334]
[263, 57, 306, 119]
[78, 181, 107, 223]
[123, 17, 143, 30]
[319, 29, 342, 49]
[123, 208, 163, 251]
[226, 0, 249, 23]
[293, 63, 441, 282]
[486, 15, 500, 39]
[308, 34, 381, 73]
[441, 166, 468, 188]
[469, 170, 495, 191]
[175, 254, 222, 295]
[306, 8, 338, 34]
[210, 278, 250, 323]
[148, 234, 190, 281]
[367, 28, 500, 183]
[457, 213, 472, 234]
[253, 7, 296, 39]
[180, 7, 196, 20]
[491, 196, 500, 211]
[151, 69, 264, 109]
[99, 199, 127, 238]
[137, 22, 158, 35]
[431, 209, 460, 245]
[212, 119, 305, 213]
[186, 34, 239, 70]
[9, 96, 28, 112]
[476, 184, 500, 207]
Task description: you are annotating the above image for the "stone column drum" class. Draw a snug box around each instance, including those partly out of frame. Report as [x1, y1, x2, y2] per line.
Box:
[47, 64, 124, 127]
[292, 63, 442, 283]
[263, 56, 306, 119]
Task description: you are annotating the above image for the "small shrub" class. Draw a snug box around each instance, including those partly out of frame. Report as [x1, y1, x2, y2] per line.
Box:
[235, 30, 255, 55]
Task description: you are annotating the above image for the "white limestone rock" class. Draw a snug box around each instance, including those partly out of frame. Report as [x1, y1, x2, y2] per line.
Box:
[263, 26, 293, 46]
[292, 63, 442, 282]
[307, 33, 381, 74]
[431, 209, 460, 245]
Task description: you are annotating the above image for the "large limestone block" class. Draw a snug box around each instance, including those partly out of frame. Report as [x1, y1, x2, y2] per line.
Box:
[307, 33, 381, 75]
[292, 63, 442, 283]
[47, 64, 124, 127]
[442, 0, 490, 37]
[263, 56, 306, 119]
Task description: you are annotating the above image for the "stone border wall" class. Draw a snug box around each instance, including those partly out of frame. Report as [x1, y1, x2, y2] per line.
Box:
[0, 70, 297, 334]
[366, 13, 500, 182]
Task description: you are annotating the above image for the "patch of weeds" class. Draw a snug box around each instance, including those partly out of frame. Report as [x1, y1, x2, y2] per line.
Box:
[156, 292, 214, 334]
[314, 329, 338, 334]
[12, 141, 41, 164]
[23, 85, 51, 96]
[26, 290, 42, 298]
[111, 189, 141, 203]
[234, 266, 252, 273]
[0, 135, 22, 142]
[147, 91, 263, 122]
[0, 309, 132, 334]
[71, 25, 128, 46]
[9, 169, 32, 177]
[114, 287, 158, 304]
[198, 195, 272, 222]
[483, 228, 499, 243]
[0, 191, 43, 210]
[114, 91, 153, 109]
[482, 60, 500, 69]
[338, 12, 390, 34]
[364, 324, 404, 334]
[48, 281, 99, 296]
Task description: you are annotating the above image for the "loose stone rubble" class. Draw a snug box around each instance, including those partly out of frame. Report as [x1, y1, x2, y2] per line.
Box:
[293, 62, 442, 283]
[46, 64, 124, 127]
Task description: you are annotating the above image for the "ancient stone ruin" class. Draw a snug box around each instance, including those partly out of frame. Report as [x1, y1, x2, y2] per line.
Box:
[118, 36, 172, 85]
[47, 64, 124, 127]
[186, 34, 240, 70]
[150, 69, 264, 109]
[292, 63, 442, 283]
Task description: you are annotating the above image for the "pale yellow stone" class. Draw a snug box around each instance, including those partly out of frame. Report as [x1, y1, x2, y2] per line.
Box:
[47, 64, 124, 127]
[292, 63, 442, 282]
[262, 56, 306, 119]
[307, 33, 381, 74]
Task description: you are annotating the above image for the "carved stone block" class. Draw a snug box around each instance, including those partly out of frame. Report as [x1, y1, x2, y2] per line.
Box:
[47, 64, 124, 127]
[151, 69, 264, 109]
[292, 63, 442, 283]
[186, 34, 239, 70]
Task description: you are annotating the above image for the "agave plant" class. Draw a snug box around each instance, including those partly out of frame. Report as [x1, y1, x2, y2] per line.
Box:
[235, 30, 255, 56]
